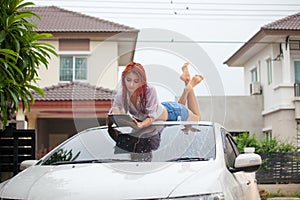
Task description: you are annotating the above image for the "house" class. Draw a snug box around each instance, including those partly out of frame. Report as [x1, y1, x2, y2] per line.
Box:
[224, 12, 300, 146]
[15, 6, 139, 151]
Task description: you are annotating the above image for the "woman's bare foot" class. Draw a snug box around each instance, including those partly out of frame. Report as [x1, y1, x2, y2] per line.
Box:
[180, 63, 190, 84]
[184, 75, 204, 93]
[188, 75, 204, 88]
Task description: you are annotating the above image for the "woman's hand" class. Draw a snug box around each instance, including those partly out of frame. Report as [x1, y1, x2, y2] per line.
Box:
[133, 118, 143, 129]
[135, 117, 154, 129]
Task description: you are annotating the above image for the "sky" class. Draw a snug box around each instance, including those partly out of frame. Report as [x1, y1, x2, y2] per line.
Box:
[30, 0, 300, 97]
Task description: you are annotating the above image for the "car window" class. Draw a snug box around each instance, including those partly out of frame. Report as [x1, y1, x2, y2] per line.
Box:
[222, 128, 240, 169]
[41, 124, 215, 165]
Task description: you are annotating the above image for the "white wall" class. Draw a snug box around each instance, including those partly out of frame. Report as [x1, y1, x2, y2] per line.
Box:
[89, 41, 119, 89]
[242, 38, 299, 145]
[263, 109, 297, 144]
[244, 42, 295, 114]
[36, 40, 120, 90]
[37, 40, 60, 87]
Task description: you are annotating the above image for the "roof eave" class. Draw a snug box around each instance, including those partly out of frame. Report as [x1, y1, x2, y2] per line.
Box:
[224, 29, 300, 67]
[223, 28, 266, 67]
[35, 30, 138, 38]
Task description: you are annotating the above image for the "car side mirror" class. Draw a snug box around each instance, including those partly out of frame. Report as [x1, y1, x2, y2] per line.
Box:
[20, 160, 38, 171]
[230, 153, 262, 173]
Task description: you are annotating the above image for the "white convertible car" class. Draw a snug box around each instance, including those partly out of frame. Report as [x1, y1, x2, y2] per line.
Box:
[0, 121, 262, 200]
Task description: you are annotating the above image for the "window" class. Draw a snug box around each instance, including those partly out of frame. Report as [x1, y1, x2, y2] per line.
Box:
[266, 58, 272, 85]
[294, 61, 300, 83]
[221, 128, 240, 169]
[263, 130, 272, 141]
[251, 67, 258, 82]
[60, 56, 87, 81]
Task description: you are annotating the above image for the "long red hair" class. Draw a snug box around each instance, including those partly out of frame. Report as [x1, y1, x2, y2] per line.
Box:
[121, 62, 148, 114]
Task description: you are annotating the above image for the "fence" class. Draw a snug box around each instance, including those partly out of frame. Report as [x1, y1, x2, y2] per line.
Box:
[0, 123, 35, 177]
[256, 152, 300, 184]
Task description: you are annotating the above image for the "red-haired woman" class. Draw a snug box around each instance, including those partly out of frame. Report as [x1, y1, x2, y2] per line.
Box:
[108, 62, 203, 129]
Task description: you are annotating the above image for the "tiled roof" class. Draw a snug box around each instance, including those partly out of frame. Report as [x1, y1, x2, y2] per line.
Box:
[32, 82, 115, 101]
[224, 12, 300, 66]
[262, 12, 300, 30]
[25, 6, 138, 32]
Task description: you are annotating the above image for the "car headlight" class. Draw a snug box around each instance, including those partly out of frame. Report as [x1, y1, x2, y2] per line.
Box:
[164, 193, 225, 200]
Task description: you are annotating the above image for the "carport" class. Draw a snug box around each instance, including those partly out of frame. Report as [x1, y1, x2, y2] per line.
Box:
[16, 82, 114, 156]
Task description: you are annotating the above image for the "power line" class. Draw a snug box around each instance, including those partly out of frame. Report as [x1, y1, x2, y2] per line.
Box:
[33, 0, 300, 7]
[31, 0, 299, 20]
[93, 39, 289, 45]
[79, 10, 290, 17]
[33, 9, 295, 18]
[38, 4, 300, 13]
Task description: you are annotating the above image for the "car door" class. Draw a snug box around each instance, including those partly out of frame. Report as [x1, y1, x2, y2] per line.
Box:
[222, 129, 260, 200]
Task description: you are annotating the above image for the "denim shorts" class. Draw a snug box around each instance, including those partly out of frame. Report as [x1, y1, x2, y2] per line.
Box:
[161, 101, 189, 121]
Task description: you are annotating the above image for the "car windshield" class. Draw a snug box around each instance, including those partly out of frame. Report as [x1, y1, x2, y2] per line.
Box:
[41, 123, 215, 165]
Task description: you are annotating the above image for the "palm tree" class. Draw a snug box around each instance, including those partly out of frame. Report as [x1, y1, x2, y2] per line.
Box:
[0, 0, 57, 128]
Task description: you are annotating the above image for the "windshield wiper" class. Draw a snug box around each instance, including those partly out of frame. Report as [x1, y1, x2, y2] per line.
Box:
[167, 157, 210, 162]
[51, 158, 133, 165]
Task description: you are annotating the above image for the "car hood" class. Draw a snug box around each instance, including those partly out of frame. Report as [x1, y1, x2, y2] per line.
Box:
[0, 161, 224, 199]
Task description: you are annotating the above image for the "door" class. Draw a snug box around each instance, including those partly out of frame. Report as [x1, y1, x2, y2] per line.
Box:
[222, 129, 260, 200]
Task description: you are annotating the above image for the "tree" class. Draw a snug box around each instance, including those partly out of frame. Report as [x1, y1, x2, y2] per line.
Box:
[0, 0, 57, 128]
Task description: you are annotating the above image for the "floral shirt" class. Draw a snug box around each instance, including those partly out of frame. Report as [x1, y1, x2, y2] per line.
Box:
[111, 84, 164, 121]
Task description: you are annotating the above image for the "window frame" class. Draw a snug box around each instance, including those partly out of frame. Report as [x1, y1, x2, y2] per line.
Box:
[221, 128, 240, 169]
[263, 130, 272, 141]
[266, 58, 272, 85]
[294, 61, 300, 83]
[59, 54, 88, 82]
[251, 67, 258, 82]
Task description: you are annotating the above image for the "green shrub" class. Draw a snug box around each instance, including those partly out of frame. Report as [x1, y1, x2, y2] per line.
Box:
[235, 132, 298, 153]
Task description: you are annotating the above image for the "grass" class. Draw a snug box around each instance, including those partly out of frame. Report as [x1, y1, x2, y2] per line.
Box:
[268, 192, 300, 198]
[260, 189, 300, 200]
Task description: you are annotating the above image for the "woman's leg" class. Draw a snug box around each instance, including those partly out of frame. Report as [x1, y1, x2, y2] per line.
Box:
[178, 63, 203, 121]
[178, 63, 190, 105]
